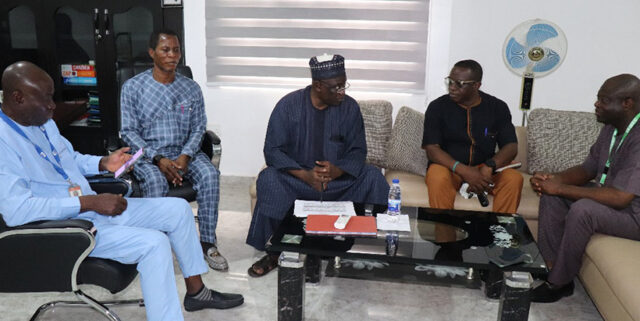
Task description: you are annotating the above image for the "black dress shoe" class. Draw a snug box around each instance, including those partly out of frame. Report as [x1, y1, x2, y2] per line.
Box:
[184, 289, 244, 311]
[530, 281, 574, 303]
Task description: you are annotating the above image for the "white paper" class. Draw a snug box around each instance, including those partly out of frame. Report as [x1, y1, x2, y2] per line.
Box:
[376, 214, 411, 232]
[293, 200, 356, 218]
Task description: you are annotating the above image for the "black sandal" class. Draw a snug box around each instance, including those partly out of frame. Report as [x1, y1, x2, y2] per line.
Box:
[247, 254, 279, 277]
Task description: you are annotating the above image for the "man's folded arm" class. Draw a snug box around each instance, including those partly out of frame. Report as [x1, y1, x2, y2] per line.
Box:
[0, 145, 81, 226]
[492, 142, 518, 169]
[120, 82, 155, 159]
[425, 144, 457, 169]
[555, 184, 634, 210]
[265, 149, 302, 171]
[332, 109, 366, 177]
[181, 90, 207, 157]
[0, 179, 80, 226]
[333, 147, 365, 177]
[263, 107, 303, 171]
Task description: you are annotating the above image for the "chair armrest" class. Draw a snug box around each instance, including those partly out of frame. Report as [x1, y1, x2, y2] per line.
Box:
[205, 130, 221, 145]
[0, 218, 95, 292]
[202, 130, 222, 169]
[86, 174, 133, 197]
[7, 218, 95, 232]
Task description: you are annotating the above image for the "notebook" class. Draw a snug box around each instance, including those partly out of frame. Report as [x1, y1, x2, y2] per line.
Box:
[305, 215, 377, 236]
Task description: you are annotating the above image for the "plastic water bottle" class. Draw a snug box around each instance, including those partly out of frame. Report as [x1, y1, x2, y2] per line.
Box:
[385, 232, 399, 256]
[387, 179, 401, 216]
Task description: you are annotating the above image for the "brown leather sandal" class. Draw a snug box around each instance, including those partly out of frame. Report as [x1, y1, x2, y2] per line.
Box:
[247, 254, 279, 277]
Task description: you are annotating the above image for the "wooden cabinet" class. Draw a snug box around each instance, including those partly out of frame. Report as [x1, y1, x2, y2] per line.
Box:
[0, 1, 183, 155]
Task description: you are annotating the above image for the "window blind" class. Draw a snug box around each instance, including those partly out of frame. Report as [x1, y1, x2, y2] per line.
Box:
[205, 0, 429, 92]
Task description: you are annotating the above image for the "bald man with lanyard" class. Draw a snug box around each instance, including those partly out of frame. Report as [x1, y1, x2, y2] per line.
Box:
[0, 61, 243, 321]
[530, 74, 640, 302]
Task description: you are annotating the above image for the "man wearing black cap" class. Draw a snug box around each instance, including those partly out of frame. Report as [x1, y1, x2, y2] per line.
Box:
[245, 54, 390, 277]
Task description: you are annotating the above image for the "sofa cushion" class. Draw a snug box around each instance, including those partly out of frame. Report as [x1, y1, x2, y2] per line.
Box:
[527, 108, 602, 174]
[385, 170, 429, 208]
[358, 100, 393, 168]
[384, 169, 503, 213]
[386, 107, 428, 176]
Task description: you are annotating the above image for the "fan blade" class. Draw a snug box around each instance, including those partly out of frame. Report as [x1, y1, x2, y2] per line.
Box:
[532, 48, 560, 73]
[526, 23, 558, 47]
[505, 38, 528, 69]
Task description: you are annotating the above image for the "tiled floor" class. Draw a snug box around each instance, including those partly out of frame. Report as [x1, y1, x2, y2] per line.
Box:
[0, 176, 604, 321]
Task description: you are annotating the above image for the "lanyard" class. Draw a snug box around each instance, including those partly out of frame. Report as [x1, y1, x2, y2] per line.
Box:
[0, 110, 70, 182]
[600, 112, 640, 184]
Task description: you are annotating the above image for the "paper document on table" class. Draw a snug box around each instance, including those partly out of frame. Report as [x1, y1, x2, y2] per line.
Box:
[376, 214, 411, 232]
[293, 200, 356, 218]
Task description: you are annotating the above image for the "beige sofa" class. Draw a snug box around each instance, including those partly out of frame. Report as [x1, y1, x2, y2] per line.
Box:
[383, 106, 640, 321]
[249, 102, 640, 321]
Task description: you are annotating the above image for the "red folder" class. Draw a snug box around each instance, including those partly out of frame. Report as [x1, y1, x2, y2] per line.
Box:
[305, 215, 377, 236]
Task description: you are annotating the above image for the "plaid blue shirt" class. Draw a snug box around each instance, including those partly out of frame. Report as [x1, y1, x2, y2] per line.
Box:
[120, 69, 206, 160]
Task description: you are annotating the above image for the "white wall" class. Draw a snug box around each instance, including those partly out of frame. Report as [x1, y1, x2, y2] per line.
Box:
[449, 0, 640, 125]
[185, 0, 640, 176]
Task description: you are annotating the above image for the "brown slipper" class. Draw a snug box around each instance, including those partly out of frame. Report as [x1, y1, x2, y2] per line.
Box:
[247, 254, 279, 277]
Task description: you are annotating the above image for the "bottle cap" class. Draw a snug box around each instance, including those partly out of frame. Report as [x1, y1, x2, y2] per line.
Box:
[392, 179, 399, 183]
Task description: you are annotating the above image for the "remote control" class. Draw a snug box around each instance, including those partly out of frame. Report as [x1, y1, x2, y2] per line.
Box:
[334, 215, 351, 229]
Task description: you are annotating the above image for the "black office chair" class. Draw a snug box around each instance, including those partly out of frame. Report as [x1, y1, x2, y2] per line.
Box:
[0, 215, 140, 321]
[112, 62, 221, 203]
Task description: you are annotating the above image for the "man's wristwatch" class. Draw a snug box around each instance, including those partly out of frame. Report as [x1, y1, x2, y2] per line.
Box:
[484, 158, 497, 174]
[152, 154, 164, 166]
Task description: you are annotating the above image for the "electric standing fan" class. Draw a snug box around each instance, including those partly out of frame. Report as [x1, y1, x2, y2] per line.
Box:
[503, 19, 567, 125]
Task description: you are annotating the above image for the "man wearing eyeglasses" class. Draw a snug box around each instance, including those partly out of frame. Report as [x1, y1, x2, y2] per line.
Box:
[245, 54, 389, 277]
[421, 59, 523, 213]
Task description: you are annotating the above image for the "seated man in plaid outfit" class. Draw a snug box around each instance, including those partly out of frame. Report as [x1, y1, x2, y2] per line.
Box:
[120, 29, 227, 271]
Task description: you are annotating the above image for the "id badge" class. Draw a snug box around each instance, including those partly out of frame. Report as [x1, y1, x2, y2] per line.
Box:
[68, 184, 83, 197]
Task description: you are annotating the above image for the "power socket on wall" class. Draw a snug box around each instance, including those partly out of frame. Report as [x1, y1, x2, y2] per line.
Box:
[162, 0, 183, 7]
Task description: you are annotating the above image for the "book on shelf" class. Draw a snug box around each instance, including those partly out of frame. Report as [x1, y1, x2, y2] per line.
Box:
[63, 77, 97, 86]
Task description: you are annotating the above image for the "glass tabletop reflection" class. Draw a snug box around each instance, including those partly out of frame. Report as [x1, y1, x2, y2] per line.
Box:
[267, 206, 548, 273]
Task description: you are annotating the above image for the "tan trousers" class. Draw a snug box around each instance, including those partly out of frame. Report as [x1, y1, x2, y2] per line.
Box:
[425, 163, 523, 214]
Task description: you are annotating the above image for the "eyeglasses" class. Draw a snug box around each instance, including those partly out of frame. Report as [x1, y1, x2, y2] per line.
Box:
[597, 95, 629, 105]
[320, 80, 350, 93]
[444, 77, 477, 89]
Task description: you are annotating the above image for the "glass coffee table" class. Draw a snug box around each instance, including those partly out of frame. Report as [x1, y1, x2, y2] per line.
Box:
[267, 206, 548, 321]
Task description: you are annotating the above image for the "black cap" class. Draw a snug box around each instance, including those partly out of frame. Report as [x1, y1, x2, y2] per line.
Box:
[309, 54, 346, 80]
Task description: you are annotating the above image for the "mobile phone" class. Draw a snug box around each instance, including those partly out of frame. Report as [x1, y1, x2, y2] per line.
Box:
[114, 148, 144, 178]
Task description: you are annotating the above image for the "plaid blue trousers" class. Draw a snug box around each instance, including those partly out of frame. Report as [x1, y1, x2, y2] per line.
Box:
[133, 151, 220, 244]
